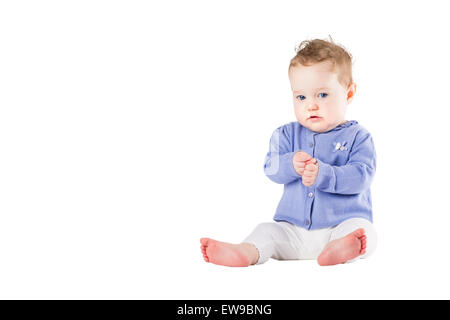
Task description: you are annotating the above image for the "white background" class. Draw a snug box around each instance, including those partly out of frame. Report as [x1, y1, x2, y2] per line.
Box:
[0, 0, 449, 299]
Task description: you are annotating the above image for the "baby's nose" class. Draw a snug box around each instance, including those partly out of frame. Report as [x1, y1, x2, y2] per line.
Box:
[307, 103, 319, 110]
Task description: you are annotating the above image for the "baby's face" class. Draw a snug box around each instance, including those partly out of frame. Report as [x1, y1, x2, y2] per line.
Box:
[289, 61, 356, 133]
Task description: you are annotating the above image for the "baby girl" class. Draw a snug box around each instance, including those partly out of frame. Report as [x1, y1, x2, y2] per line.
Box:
[200, 38, 377, 266]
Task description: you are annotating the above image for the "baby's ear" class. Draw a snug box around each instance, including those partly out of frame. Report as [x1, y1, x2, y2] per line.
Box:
[346, 83, 357, 103]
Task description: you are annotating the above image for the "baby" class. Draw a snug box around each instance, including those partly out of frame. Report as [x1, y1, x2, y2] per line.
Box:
[200, 38, 377, 266]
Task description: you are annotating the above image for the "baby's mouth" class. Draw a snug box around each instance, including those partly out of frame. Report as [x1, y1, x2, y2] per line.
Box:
[308, 116, 322, 120]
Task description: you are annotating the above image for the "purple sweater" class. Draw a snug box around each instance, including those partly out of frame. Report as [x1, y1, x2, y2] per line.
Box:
[263, 120, 376, 230]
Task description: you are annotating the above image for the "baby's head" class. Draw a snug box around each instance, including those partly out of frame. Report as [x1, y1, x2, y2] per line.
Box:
[288, 37, 356, 133]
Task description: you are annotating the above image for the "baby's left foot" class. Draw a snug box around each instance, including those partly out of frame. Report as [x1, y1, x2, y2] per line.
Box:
[317, 228, 367, 266]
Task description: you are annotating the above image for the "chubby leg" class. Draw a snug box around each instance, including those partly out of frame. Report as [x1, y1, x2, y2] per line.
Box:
[317, 218, 377, 266]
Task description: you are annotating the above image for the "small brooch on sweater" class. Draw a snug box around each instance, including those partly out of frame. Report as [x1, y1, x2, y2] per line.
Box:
[333, 141, 348, 152]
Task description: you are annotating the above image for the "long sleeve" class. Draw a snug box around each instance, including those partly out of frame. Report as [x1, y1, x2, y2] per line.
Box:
[314, 131, 376, 195]
[263, 126, 301, 184]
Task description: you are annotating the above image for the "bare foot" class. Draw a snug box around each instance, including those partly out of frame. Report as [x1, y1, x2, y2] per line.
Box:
[200, 238, 259, 267]
[317, 228, 367, 266]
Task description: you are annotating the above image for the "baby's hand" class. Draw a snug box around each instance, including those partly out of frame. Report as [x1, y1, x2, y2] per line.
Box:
[302, 158, 319, 187]
[292, 151, 313, 176]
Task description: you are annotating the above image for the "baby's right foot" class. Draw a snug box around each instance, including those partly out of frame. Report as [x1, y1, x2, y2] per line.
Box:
[317, 228, 366, 266]
[200, 238, 259, 267]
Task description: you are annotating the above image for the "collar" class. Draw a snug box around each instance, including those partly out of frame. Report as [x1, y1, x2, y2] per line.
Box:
[306, 120, 358, 135]
[329, 120, 358, 132]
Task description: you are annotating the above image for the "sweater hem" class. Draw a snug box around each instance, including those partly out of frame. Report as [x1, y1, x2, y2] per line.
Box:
[273, 213, 372, 230]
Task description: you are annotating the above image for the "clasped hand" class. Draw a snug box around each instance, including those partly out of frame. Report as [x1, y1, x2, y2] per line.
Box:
[292, 151, 319, 187]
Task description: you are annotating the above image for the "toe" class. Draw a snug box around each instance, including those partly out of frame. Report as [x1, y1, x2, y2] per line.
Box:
[353, 228, 365, 238]
[361, 241, 366, 249]
[200, 238, 210, 246]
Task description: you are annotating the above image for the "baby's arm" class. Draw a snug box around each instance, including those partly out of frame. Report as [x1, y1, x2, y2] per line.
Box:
[264, 126, 302, 184]
[314, 132, 376, 195]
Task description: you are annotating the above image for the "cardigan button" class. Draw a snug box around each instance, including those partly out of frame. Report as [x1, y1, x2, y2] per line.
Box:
[308, 192, 314, 198]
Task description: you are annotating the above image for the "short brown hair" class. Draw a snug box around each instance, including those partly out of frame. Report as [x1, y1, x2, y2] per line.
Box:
[289, 36, 353, 88]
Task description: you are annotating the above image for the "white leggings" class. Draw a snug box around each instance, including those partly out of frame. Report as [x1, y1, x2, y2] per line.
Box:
[242, 218, 377, 264]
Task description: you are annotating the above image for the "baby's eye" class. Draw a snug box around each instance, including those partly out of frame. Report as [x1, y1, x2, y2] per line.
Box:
[296, 95, 306, 101]
[318, 92, 328, 98]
